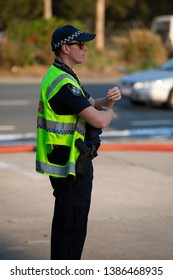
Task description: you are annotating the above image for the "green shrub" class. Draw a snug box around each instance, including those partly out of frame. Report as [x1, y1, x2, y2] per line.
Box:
[84, 47, 118, 71]
[1, 21, 168, 72]
[1, 18, 87, 67]
[119, 28, 168, 71]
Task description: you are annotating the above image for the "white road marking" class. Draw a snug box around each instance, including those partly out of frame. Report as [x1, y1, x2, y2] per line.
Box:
[0, 125, 15, 131]
[0, 160, 45, 180]
[0, 100, 30, 106]
[102, 130, 130, 137]
[0, 127, 173, 141]
[0, 132, 35, 141]
[132, 119, 173, 126]
[0, 162, 12, 169]
[0, 125, 173, 148]
[102, 127, 173, 137]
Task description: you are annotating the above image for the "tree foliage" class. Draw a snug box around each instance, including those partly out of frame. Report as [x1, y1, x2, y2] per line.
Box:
[0, 0, 172, 69]
[0, 0, 42, 29]
[1, 0, 173, 32]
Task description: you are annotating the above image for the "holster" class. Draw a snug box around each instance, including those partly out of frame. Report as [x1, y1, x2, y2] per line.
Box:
[75, 138, 99, 177]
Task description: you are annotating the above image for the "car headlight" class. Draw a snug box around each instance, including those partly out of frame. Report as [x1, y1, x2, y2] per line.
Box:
[134, 80, 163, 89]
[134, 82, 145, 89]
[152, 80, 164, 87]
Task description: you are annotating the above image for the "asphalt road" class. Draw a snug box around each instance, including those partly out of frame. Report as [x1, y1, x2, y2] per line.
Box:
[0, 82, 173, 143]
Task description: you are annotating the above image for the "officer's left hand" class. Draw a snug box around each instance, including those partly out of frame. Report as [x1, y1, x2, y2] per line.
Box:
[107, 87, 121, 102]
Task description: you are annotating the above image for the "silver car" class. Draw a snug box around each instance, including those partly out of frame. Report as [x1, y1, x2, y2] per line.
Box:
[117, 58, 173, 109]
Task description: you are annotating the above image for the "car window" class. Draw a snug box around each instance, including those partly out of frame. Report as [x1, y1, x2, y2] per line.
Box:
[159, 58, 173, 71]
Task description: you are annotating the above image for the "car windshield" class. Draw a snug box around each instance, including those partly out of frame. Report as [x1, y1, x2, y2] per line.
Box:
[159, 58, 173, 71]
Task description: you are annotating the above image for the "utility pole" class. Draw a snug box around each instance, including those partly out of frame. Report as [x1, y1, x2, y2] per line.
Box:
[43, 0, 52, 19]
[95, 0, 105, 51]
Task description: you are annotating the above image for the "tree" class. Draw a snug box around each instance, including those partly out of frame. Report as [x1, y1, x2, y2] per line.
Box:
[95, 0, 105, 51]
[44, 0, 52, 19]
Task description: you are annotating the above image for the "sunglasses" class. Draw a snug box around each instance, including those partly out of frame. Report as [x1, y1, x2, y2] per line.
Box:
[65, 42, 85, 49]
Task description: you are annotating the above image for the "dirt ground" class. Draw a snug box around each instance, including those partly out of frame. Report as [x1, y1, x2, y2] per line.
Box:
[0, 64, 123, 81]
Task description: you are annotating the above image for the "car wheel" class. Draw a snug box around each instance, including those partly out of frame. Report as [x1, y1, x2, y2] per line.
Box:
[167, 90, 173, 109]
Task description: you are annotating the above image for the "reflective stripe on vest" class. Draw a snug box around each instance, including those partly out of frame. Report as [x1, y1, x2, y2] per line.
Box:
[46, 74, 77, 99]
[36, 160, 75, 177]
[37, 116, 85, 136]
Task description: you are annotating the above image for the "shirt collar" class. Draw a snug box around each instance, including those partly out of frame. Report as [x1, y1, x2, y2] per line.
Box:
[53, 58, 81, 85]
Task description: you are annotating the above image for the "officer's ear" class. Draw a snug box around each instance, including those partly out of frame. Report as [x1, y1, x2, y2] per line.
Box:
[61, 44, 70, 54]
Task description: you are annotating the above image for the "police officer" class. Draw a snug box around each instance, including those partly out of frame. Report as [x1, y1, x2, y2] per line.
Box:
[36, 24, 121, 260]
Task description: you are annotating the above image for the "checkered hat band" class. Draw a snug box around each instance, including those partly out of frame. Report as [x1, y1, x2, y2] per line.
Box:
[53, 30, 83, 48]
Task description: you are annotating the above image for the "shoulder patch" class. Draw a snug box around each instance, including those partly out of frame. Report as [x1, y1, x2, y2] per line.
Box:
[38, 101, 44, 114]
[68, 84, 82, 96]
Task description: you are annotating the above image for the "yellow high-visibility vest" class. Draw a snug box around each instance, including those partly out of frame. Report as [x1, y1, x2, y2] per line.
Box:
[36, 65, 86, 178]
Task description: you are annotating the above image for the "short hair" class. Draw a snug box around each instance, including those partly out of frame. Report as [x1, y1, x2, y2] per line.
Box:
[54, 48, 62, 57]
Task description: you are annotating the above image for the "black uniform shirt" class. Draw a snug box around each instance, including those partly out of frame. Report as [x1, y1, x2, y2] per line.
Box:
[49, 82, 92, 115]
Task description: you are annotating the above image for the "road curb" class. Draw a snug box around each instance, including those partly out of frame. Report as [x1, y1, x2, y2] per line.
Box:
[0, 145, 36, 153]
[99, 143, 173, 152]
[1, 143, 173, 153]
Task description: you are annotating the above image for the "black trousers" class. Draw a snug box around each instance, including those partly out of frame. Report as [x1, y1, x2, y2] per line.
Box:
[50, 161, 93, 260]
